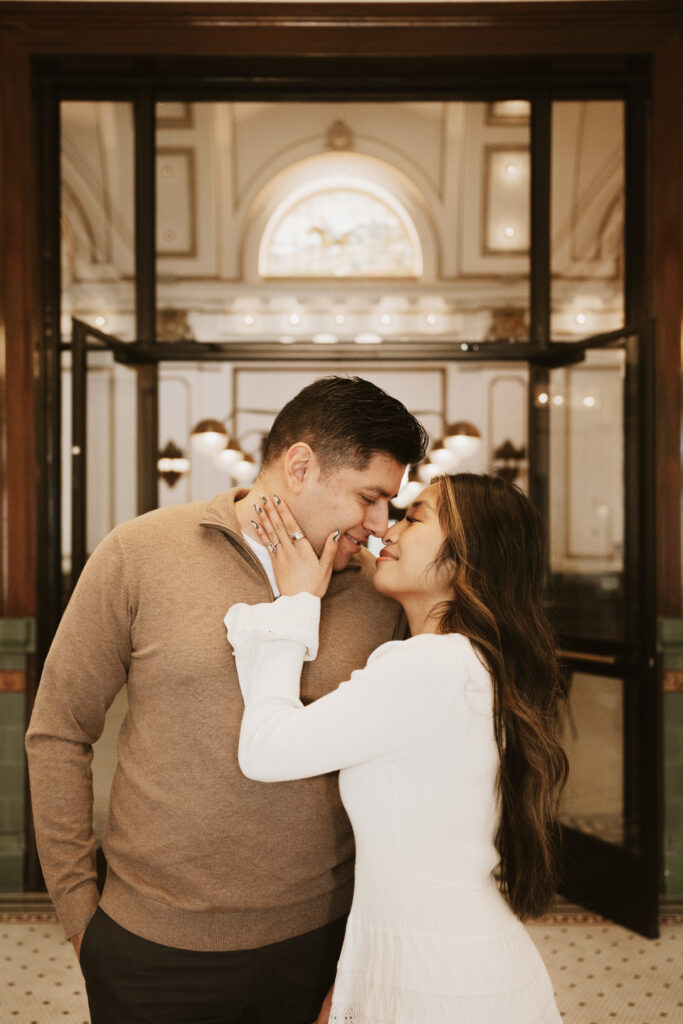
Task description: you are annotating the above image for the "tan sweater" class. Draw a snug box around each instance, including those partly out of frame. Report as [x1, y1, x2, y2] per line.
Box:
[26, 490, 403, 951]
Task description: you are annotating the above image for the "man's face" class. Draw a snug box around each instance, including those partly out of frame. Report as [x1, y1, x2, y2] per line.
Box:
[292, 452, 406, 571]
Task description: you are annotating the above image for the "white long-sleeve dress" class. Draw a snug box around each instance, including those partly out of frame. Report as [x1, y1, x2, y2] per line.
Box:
[225, 594, 561, 1024]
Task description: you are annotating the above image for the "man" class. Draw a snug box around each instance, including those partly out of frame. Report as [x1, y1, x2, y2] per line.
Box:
[26, 375, 428, 1024]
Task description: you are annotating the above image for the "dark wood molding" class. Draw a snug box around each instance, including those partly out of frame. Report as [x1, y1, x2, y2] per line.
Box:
[0, 3, 681, 57]
[0, 26, 37, 620]
[650, 30, 683, 618]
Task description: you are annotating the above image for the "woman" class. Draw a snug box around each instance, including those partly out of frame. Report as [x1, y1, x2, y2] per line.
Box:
[226, 473, 567, 1024]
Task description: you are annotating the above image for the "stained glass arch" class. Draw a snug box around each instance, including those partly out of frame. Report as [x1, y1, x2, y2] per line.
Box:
[259, 175, 423, 279]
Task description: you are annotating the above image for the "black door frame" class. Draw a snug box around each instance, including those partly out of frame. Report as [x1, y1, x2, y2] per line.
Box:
[531, 322, 659, 937]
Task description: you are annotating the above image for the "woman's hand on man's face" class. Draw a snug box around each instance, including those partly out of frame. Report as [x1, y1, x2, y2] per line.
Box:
[253, 494, 340, 599]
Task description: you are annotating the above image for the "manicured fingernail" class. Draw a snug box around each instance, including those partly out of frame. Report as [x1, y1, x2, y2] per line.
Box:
[250, 519, 260, 531]
[254, 503, 263, 514]
[259, 495, 268, 504]
[333, 529, 341, 542]
[273, 494, 281, 505]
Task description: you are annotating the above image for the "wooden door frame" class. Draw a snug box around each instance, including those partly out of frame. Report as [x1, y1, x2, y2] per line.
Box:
[0, 1, 681, 890]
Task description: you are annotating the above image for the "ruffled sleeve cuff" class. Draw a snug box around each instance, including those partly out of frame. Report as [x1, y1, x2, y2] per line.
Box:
[225, 592, 322, 661]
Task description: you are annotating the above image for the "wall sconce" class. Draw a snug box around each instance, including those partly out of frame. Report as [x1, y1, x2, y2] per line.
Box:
[157, 441, 191, 488]
[417, 421, 482, 479]
[492, 439, 527, 484]
[193, 422, 267, 485]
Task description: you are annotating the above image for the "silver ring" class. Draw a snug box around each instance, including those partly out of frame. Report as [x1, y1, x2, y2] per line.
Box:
[290, 530, 305, 542]
[267, 542, 279, 553]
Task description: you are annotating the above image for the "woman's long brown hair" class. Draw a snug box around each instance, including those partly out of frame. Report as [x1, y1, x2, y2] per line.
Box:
[432, 473, 568, 919]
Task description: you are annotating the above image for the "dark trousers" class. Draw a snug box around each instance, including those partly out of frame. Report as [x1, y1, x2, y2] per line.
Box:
[80, 907, 346, 1024]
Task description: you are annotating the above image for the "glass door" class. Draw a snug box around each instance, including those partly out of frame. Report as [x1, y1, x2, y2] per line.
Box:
[69, 318, 139, 592]
[532, 323, 659, 937]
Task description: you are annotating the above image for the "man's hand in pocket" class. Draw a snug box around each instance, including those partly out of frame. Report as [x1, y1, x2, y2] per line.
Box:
[70, 930, 85, 961]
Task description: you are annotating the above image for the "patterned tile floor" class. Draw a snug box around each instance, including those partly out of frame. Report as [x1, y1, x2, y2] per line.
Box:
[1, 900, 681, 1023]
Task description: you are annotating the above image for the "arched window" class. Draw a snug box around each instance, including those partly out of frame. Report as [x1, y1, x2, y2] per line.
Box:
[259, 177, 423, 278]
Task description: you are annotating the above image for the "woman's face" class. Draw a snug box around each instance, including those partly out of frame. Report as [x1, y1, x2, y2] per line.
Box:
[373, 484, 452, 608]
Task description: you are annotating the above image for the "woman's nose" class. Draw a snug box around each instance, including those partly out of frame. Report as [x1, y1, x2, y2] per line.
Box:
[382, 519, 402, 545]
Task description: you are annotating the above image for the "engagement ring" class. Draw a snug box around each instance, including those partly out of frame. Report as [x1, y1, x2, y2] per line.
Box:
[267, 542, 279, 553]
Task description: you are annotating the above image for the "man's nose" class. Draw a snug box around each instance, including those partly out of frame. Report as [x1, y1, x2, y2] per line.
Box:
[364, 501, 390, 538]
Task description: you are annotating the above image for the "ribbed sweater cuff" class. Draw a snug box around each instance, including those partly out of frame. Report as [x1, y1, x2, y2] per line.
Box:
[53, 881, 100, 940]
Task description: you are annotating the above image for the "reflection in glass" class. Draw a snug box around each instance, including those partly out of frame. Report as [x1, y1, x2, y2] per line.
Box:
[547, 348, 625, 640]
[60, 102, 136, 340]
[560, 672, 633, 850]
[60, 347, 137, 578]
[155, 101, 530, 345]
[551, 102, 625, 340]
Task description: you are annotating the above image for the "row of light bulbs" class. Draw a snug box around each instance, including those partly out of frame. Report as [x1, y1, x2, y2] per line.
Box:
[94, 310, 596, 334]
[537, 392, 597, 408]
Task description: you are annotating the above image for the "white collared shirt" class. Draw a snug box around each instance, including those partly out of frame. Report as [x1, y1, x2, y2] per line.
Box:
[241, 531, 280, 597]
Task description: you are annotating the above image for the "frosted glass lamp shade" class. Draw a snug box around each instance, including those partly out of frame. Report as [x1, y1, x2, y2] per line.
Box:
[191, 419, 228, 453]
[443, 421, 481, 460]
[213, 439, 244, 471]
[232, 454, 259, 485]
[393, 479, 425, 509]
[429, 444, 460, 473]
[417, 462, 441, 484]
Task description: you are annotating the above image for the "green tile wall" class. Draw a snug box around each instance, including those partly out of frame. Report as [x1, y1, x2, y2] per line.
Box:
[664, 692, 683, 893]
[0, 692, 25, 891]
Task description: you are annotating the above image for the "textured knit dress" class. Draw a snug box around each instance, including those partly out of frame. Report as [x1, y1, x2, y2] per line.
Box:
[226, 593, 561, 1024]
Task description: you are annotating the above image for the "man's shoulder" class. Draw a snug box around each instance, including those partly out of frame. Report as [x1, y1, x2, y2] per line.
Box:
[112, 498, 214, 542]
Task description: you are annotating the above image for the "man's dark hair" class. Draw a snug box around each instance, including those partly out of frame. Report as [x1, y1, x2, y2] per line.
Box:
[262, 376, 428, 473]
